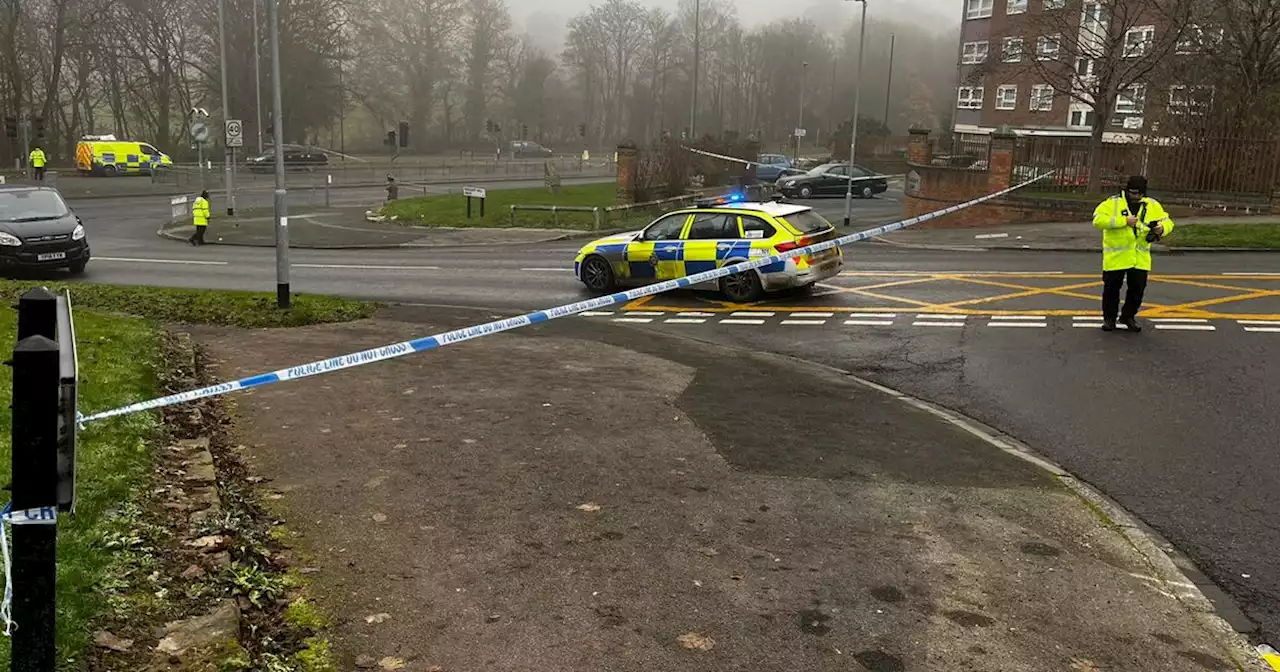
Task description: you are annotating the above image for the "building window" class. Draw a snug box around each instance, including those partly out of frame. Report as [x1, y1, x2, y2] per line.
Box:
[1069, 109, 1096, 128]
[1082, 2, 1107, 29]
[1114, 83, 1146, 114]
[1169, 85, 1214, 115]
[1030, 85, 1054, 111]
[1002, 37, 1024, 62]
[957, 86, 985, 109]
[961, 41, 990, 64]
[1124, 26, 1155, 58]
[1037, 35, 1061, 60]
[1177, 25, 1224, 54]
[1075, 58, 1094, 78]
[966, 0, 994, 19]
[1044, 0, 1065, 9]
[1007, 0, 1027, 15]
[996, 85, 1018, 110]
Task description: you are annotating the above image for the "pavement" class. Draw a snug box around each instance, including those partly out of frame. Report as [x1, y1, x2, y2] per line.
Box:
[875, 217, 1280, 252]
[193, 306, 1265, 671]
[47, 186, 1280, 664]
[157, 206, 589, 249]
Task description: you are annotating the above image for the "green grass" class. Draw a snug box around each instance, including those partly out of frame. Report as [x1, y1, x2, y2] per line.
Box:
[1167, 222, 1280, 248]
[0, 281, 376, 328]
[0, 306, 162, 669]
[381, 182, 618, 230]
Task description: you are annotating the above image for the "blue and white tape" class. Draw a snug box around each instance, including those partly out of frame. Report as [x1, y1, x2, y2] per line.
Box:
[78, 172, 1052, 425]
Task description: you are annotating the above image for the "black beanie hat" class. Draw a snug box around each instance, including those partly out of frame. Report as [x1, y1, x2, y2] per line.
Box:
[1125, 175, 1148, 194]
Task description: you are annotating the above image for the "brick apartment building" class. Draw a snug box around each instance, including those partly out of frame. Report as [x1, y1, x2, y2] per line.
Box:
[950, 0, 1217, 144]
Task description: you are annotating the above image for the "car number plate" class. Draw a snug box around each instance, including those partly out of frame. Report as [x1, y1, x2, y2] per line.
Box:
[37, 252, 66, 262]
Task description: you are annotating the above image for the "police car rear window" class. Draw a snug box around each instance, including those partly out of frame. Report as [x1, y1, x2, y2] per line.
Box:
[781, 210, 832, 234]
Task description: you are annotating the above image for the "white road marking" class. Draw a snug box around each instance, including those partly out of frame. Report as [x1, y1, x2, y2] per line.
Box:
[1223, 272, 1280, 276]
[677, 312, 716, 317]
[1073, 316, 1103, 320]
[988, 315, 1045, 321]
[521, 267, 574, 272]
[798, 312, 835, 318]
[988, 322, 1047, 328]
[844, 320, 895, 326]
[1072, 323, 1104, 328]
[1244, 327, 1280, 333]
[1154, 324, 1216, 331]
[917, 314, 967, 320]
[664, 318, 706, 324]
[294, 263, 442, 271]
[731, 311, 775, 317]
[1238, 320, 1280, 325]
[913, 322, 966, 327]
[612, 317, 653, 324]
[851, 313, 899, 319]
[720, 319, 765, 325]
[623, 311, 665, 316]
[838, 270, 1064, 277]
[780, 319, 828, 325]
[1149, 318, 1209, 323]
[95, 256, 228, 266]
[580, 311, 613, 317]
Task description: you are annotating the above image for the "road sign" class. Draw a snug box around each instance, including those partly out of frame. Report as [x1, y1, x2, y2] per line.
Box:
[794, 128, 807, 138]
[463, 187, 487, 199]
[225, 119, 243, 147]
[190, 122, 209, 144]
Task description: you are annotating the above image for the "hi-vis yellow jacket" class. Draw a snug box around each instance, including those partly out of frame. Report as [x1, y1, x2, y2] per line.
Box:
[1092, 195, 1175, 271]
[192, 197, 211, 227]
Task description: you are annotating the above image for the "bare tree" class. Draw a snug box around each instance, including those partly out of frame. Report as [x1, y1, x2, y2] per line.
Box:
[979, 0, 1199, 191]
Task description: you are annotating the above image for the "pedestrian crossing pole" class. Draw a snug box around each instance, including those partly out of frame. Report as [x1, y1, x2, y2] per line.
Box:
[217, 0, 237, 216]
[266, 0, 290, 309]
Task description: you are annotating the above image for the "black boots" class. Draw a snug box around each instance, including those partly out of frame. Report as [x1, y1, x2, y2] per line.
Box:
[1122, 317, 1143, 332]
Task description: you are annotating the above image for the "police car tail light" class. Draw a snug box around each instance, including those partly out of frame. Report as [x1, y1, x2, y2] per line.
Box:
[774, 241, 800, 253]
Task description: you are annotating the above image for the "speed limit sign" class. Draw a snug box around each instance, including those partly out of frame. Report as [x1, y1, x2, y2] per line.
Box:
[225, 119, 243, 147]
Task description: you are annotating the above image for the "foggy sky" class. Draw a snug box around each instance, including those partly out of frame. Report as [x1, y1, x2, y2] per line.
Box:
[518, 0, 961, 57]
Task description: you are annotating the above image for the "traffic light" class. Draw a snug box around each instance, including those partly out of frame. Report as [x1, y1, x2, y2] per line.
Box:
[521, 124, 528, 140]
[32, 116, 45, 139]
[579, 123, 586, 137]
[485, 118, 495, 133]
[385, 130, 396, 146]
[398, 121, 409, 148]
[4, 116, 15, 140]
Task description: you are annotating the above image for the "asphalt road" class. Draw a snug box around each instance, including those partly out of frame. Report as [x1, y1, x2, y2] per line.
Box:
[54, 187, 1280, 647]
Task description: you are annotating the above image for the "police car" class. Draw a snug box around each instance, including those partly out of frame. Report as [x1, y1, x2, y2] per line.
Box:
[574, 196, 843, 303]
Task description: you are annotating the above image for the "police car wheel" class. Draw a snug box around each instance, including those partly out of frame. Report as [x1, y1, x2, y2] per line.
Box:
[580, 256, 615, 293]
[720, 270, 763, 303]
[102, 164, 118, 176]
[799, 185, 813, 199]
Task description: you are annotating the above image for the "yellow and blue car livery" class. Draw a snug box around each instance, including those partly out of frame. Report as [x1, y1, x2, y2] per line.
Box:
[574, 197, 843, 302]
[75, 136, 173, 176]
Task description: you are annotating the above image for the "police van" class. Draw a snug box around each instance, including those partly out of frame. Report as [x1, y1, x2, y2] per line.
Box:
[75, 135, 174, 176]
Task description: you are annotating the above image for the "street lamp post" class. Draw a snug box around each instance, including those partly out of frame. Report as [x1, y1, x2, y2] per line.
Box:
[266, 0, 290, 308]
[690, 0, 700, 140]
[795, 61, 809, 161]
[843, 0, 868, 228]
[884, 33, 895, 126]
[217, 0, 236, 215]
[253, 0, 264, 155]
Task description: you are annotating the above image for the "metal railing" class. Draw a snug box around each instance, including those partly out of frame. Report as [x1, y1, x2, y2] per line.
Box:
[510, 205, 604, 231]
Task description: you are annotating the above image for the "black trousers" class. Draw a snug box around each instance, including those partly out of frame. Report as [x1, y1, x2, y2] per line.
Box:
[1102, 268, 1148, 320]
[33, 166, 45, 180]
[190, 225, 207, 245]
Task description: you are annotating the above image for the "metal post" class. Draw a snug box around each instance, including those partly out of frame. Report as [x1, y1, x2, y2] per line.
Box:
[795, 62, 808, 161]
[10, 289, 61, 672]
[843, 0, 867, 228]
[884, 33, 895, 126]
[218, 0, 236, 215]
[267, 0, 290, 308]
[19, 112, 29, 178]
[325, 173, 331, 207]
[197, 143, 206, 190]
[593, 207, 602, 231]
[690, 0, 700, 139]
[253, 1, 264, 155]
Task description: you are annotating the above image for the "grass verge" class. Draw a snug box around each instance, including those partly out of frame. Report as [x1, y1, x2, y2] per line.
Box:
[0, 305, 162, 668]
[382, 182, 618, 230]
[0, 281, 376, 328]
[1167, 222, 1280, 249]
[0, 281, 374, 668]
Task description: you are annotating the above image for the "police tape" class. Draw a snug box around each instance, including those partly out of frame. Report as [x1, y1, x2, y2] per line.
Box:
[78, 171, 1053, 425]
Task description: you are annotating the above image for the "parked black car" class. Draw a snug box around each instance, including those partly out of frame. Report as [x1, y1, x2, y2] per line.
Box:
[775, 162, 889, 199]
[0, 186, 90, 275]
[245, 144, 330, 173]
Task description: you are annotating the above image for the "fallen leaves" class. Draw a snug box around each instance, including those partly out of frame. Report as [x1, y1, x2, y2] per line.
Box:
[365, 613, 392, 624]
[576, 502, 602, 512]
[372, 512, 388, 523]
[677, 632, 715, 651]
[378, 657, 407, 670]
[93, 630, 134, 652]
